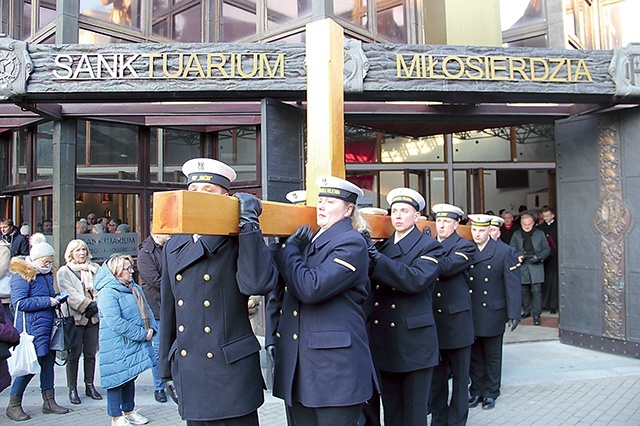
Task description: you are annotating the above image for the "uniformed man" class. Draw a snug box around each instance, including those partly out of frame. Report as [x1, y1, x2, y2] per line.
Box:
[429, 203, 476, 426]
[467, 214, 521, 410]
[365, 188, 444, 426]
[159, 158, 278, 426]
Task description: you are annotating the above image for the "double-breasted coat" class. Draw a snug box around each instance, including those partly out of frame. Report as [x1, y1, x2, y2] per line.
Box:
[468, 238, 521, 337]
[369, 226, 444, 372]
[432, 232, 476, 350]
[272, 218, 376, 408]
[159, 230, 277, 422]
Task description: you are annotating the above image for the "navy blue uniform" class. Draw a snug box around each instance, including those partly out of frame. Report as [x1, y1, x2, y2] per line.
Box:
[469, 238, 521, 400]
[430, 231, 475, 426]
[159, 231, 277, 423]
[272, 218, 376, 419]
[369, 226, 443, 426]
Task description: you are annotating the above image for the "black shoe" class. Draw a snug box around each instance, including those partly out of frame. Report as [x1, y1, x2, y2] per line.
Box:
[533, 316, 541, 325]
[69, 388, 81, 405]
[482, 397, 495, 410]
[469, 395, 483, 408]
[521, 312, 531, 319]
[550, 309, 557, 314]
[85, 383, 103, 400]
[154, 390, 168, 403]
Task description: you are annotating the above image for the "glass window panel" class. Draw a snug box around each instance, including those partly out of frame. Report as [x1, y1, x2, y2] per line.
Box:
[222, 1, 257, 41]
[34, 195, 53, 235]
[379, 171, 404, 210]
[348, 174, 377, 208]
[376, 0, 406, 43]
[79, 29, 128, 44]
[381, 134, 444, 163]
[35, 122, 53, 181]
[345, 126, 377, 163]
[152, 19, 169, 38]
[516, 139, 555, 162]
[453, 170, 468, 214]
[21, 1, 32, 40]
[153, 0, 170, 14]
[11, 128, 28, 185]
[39, 0, 56, 30]
[217, 127, 257, 182]
[267, 0, 311, 30]
[501, 0, 545, 32]
[452, 130, 511, 162]
[76, 120, 139, 179]
[150, 128, 201, 183]
[80, 0, 141, 29]
[173, 4, 201, 42]
[429, 170, 446, 207]
[334, 0, 367, 28]
[601, 1, 640, 49]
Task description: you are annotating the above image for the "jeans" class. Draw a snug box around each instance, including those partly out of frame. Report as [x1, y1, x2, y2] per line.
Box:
[151, 322, 164, 391]
[11, 351, 56, 396]
[107, 378, 136, 417]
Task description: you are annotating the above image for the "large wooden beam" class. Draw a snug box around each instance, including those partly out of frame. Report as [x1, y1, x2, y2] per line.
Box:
[152, 191, 471, 240]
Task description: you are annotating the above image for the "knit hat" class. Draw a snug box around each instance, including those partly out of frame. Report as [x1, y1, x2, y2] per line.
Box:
[29, 233, 55, 260]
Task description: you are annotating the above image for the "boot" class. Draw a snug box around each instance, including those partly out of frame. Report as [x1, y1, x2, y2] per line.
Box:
[6, 395, 30, 421]
[42, 389, 70, 414]
[85, 383, 103, 400]
[69, 387, 81, 404]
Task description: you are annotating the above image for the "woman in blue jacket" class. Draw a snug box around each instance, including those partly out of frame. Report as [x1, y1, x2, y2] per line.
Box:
[6, 233, 69, 421]
[96, 254, 157, 426]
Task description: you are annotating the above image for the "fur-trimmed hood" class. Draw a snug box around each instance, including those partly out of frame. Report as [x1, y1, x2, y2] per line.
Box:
[9, 257, 53, 282]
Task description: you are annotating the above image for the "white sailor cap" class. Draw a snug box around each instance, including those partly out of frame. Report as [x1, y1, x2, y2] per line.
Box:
[182, 158, 237, 191]
[387, 187, 426, 212]
[286, 190, 307, 205]
[468, 214, 493, 227]
[316, 176, 363, 205]
[490, 215, 504, 227]
[432, 203, 464, 220]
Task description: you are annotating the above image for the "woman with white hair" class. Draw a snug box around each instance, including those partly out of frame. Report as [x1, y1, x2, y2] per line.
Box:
[57, 239, 101, 405]
[6, 233, 69, 421]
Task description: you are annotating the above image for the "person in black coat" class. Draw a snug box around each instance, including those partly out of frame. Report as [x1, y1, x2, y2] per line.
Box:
[365, 188, 444, 426]
[539, 207, 559, 314]
[158, 158, 278, 426]
[429, 203, 476, 426]
[467, 215, 521, 410]
[0, 219, 29, 258]
[271, 176, 376, 426]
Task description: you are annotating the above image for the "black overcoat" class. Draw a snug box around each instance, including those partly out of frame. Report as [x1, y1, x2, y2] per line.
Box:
[432, 232, 476, 350]
[159, 230, 277, 422]
[369, 226, 444, 372]
[272, 218, 376, 407]
[469, 238, 521, 337]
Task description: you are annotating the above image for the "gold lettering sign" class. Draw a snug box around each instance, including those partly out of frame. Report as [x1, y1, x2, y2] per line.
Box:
[53, 52, 286, 80]
[396, 54, 593, 83]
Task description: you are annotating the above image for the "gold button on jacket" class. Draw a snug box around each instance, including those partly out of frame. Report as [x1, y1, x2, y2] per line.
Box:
[203, 300, 211, 307]
[177, 299, 184, 307]
[176, 274, 182, 281]
[203, 274, 211, 281]
[180, 349, 187, 357]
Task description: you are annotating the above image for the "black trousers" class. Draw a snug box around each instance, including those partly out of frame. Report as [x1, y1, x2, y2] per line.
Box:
[543, 257, 559, 311]
[430, 345, 471, 426]
[521, 282, 543, 317]
[379, 367, 433, 426]
[186, 411, 258, 426]
[289, 401, 363, 426]
[66, 321, 99, 388]
[469, 334, 504, 399]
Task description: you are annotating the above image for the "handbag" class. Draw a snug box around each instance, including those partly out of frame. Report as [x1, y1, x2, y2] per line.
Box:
[7, 302, 41, 377]
[50, 303, 78, 352]
[0, 273, 11, 298]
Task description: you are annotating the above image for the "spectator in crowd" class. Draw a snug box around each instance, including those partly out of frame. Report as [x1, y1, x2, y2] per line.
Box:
[499, 211, 519, 245]
[57, 239, 102, 405]
[539, 207, 558, 314]
[19, 223, 30, 237]
[0, 302, 20, 394]
[76, 220, 89, 235]
[92, 224, 105, 234]
[1, 219, 29, 257]
[137, 227, 170, 403]
[6, 233, 69, 421]
[510, 214, 550, 326]
[107, 219, 122, 234]
[42, 220, 53, 235]
[429, 204, 476, 426]
[116, 224, 130, 234]
[95, 254, 156, 426]
[86, 213, 97, 226]
[98, 217, 110, 232]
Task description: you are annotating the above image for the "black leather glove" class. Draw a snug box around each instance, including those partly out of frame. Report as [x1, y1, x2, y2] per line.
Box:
[508, 318, 520, 332]
[165, 380, 179, 404]
[84, 301, 98, 319]
[529, 255, 540, 264]
[233, 192, 262, 228]
[266, 344, 276, 364]
[360, 230, 381, 264]
[286, 225, 312, 249]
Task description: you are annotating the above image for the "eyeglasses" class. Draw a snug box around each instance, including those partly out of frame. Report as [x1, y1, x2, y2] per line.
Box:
[125, 266, 135, 272]
[42, 260, 53, 267]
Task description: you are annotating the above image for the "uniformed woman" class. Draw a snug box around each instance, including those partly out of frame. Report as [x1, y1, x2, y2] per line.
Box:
[272, 176, 376, 426]
[364, 188, 444, 426]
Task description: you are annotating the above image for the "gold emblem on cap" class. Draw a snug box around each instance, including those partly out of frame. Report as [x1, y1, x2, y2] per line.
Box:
[197, 162, 204, 171]
[322, 177, 327, 185]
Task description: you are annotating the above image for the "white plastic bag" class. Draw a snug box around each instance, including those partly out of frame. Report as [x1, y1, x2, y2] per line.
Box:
[7, 304, 41, 377]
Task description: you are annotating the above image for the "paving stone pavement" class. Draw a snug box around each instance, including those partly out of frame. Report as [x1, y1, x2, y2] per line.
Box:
[2, 320, 640, 425]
